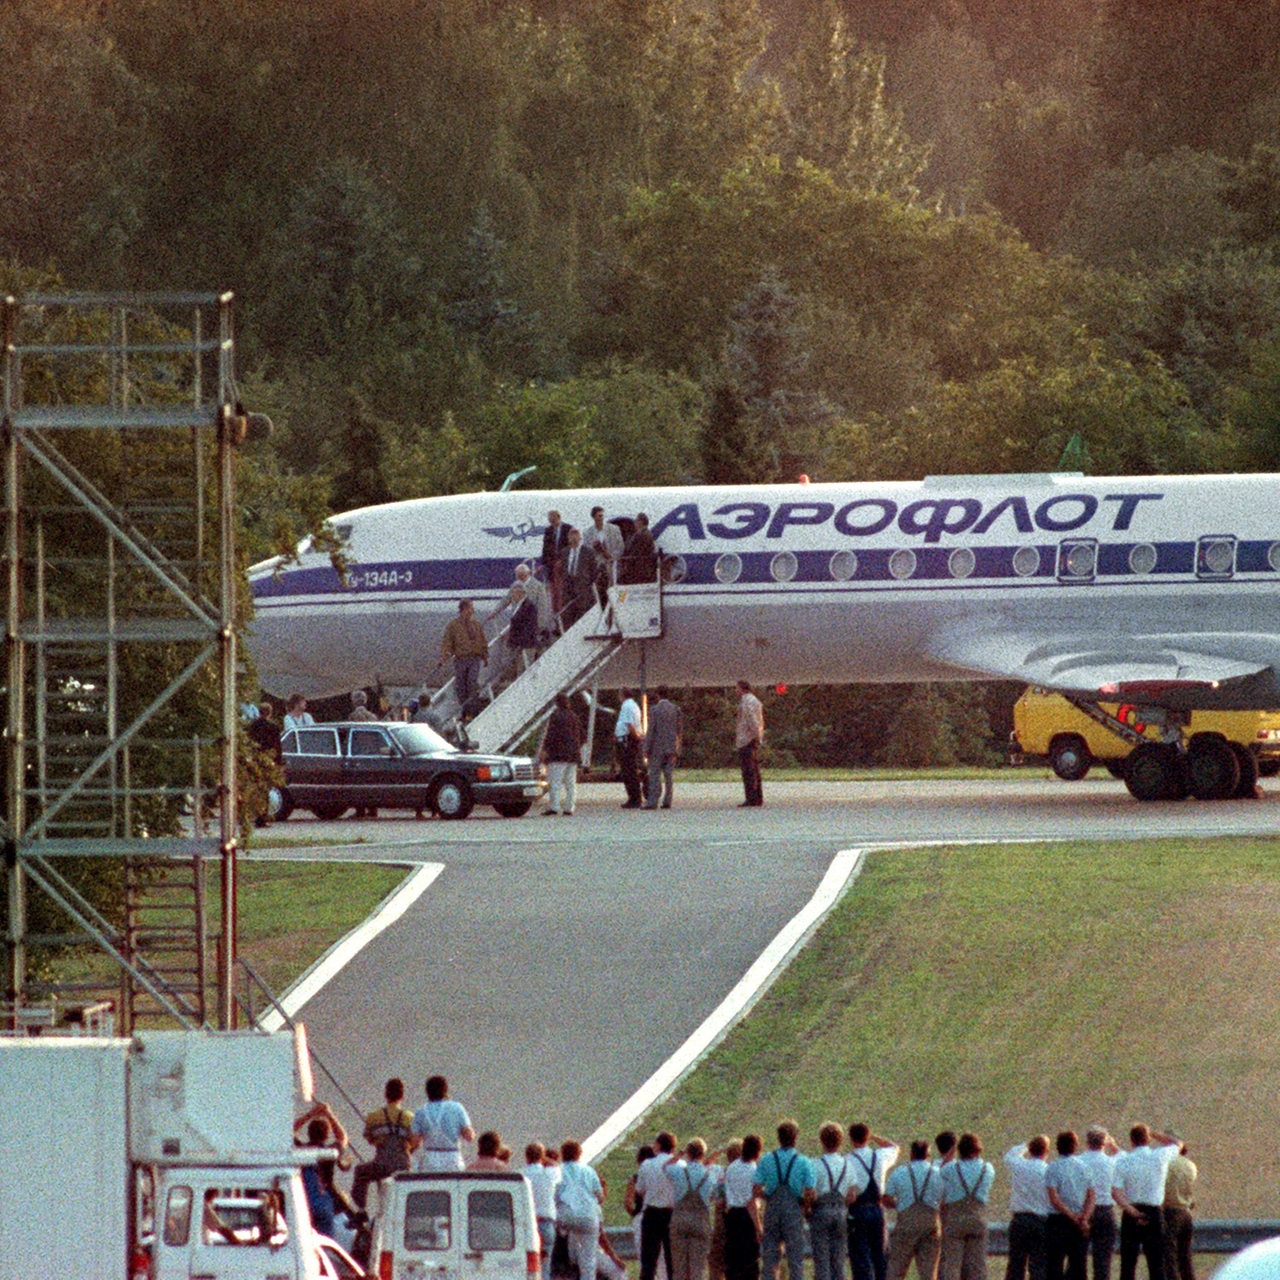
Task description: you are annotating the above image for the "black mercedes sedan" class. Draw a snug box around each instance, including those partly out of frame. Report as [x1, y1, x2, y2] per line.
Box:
[276, 721, 545, 820]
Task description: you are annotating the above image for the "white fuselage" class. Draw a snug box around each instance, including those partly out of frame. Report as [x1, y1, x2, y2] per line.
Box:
[247, 474, 1280, 706]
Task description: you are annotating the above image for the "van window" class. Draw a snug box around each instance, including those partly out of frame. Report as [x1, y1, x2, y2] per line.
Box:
[468, 1189, 515, 1251]
[405, 1190, 452, 1251]
[164, 1186, 193, 1246]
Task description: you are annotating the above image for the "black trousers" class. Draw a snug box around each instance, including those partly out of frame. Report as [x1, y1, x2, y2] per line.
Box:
[1118, 1206, 1165, 1280]
[738, 740, 763, 805]
[618, 736, 644, 805]
[848, 1202, 887, 1280]
[1162, 1207, 1194, 1280]
[1046, 1213, 1088, 1280]
[1007, 1212, 1047, 1280]
[724, 1206, 760, 1280]
[1090, 1207, 1116, 1280]
[641, 1206, 674, 1280]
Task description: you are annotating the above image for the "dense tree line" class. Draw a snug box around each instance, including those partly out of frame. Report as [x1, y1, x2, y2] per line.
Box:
[5, 0, 1280, 766]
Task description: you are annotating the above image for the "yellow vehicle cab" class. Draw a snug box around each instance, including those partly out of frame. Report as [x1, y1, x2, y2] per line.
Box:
[1010, 687, 1280, 782]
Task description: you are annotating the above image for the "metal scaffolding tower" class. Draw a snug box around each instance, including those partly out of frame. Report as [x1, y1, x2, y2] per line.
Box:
[2, 292, 242, 1030]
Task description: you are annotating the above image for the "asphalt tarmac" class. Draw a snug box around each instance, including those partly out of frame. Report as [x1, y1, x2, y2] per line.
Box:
[255, 775, 1280, 1154]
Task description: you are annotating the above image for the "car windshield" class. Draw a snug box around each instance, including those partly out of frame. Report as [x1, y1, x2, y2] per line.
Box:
[389, 723, 458, 756]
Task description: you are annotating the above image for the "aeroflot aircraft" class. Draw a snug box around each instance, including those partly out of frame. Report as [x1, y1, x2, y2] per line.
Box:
[248, 472, 1280, 793]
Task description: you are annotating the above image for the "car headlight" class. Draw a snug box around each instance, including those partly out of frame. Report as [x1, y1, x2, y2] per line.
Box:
[476, 763, 512, 782]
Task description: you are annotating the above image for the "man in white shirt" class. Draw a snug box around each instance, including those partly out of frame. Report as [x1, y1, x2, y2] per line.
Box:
[637, 1132, 680, 1280]
[522, 1142, 562, 1280]
[1044, 1131, 1095, 1280]
[722, 1134, 762, 1280]
[615, 688, 645, 808]
[1111, 1125, 1182, 1280]
[1004, 1135, 1052, 1280]
[586, 506, 625, 588]
[411, 1075, 475, 1171]
[883, 1138, 943, 1280]
[734, 681, 765, 807]
[846, 1124, 899, 1280]
[1078, 1127, 1120, 1280]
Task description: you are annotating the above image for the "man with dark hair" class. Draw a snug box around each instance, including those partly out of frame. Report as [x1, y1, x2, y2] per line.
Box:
[846, 1123, 900, 1280]
[1079, 1127, 1121, 1280]
[637, 1132, 680, 1280]
[734, 681, 764, 807]
[412, 1075, 475, 1171]
[351, 1077, 420, 1209]
[935, 1131, 958, 1167]
[541, 510, 574, 618]
[586, 506, 625, 596]
[643, 688, 683, 809]
[616, 687, 645, 808]
[1111, 1125, 1182, 1280]
[440, 599, 489, 716]
[724, 1134, 763, 1280]
[883, 1140, 943, 1280]
[540, 692, 583, 816]
[1045, 1131, 1095, 1280]
[755, 1120, 814, 1280]
[561, 527, 599, 628]
[1005, 1134, 1052, 1280]
[620, 512, 658, 584]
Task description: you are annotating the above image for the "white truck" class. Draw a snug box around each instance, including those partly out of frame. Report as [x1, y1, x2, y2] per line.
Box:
[0, 1026, 345, 1279]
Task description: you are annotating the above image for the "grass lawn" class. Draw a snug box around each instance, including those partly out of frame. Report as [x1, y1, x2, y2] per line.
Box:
[598, 839, 1280, 1223]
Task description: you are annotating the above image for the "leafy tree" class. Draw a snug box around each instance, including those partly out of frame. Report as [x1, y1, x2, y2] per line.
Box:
[1220, 144, 1280, 249]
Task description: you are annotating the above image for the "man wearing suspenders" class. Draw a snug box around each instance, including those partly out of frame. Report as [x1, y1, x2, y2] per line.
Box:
[846, 1125, 900, 1280]
[754, 1120, 815, 1280]
[811, 1123, 851, 1280]
[883, 1139, 943, 1280]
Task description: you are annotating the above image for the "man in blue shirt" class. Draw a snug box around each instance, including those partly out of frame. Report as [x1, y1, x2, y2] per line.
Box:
[754, 1121, 815, 1280]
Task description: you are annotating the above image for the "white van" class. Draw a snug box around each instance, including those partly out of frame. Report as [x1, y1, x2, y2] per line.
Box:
[369, 1171, 540, 1280]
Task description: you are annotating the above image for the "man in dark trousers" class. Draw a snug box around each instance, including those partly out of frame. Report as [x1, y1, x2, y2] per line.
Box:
[351, 1078, 420, 1209]
[620, 512, 658, 584]
[541, 509, 574, 620]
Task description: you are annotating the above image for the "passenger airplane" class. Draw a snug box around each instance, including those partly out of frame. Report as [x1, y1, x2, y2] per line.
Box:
[248, 472, 1280, 799]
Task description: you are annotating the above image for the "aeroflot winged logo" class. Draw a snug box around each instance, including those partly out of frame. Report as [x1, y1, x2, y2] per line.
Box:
[642, 491, 1166, 543]
[482, 519, 546, 543]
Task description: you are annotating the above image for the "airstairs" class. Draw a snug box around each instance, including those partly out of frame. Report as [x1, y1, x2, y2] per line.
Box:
[428, 580, 664, 756]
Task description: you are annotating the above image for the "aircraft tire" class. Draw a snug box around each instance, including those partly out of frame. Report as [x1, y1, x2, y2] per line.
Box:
[1125, 742, 1182, 802]
[1186, 734, 1241, 801]
[1230, 742, 1260, 798]
[430, 775, 474, 820]
[1048, 734, 1091, 781]
[1105, 760, 1128, 780]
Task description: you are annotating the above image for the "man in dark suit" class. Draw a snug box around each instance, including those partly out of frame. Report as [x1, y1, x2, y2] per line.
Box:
[620, 512, 657, 584]
[560, 527, 599, 628]
[541, 509, 574, 622]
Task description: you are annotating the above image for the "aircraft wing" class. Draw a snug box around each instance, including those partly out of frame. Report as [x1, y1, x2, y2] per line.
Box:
[928, 627, 1274, 704]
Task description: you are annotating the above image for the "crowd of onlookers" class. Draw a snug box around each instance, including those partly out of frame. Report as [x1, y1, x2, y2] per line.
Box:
[295, 1076, 1198, 1280]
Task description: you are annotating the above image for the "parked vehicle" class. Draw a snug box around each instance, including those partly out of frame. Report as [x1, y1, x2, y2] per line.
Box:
[0, 1026, 350, 1279]
[367, 1170, 540, 1280]
[1010, 687, 1280, 782]
[277, 721, 546, 821]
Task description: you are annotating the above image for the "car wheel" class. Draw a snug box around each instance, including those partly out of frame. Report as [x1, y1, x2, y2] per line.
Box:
[1048, 734, 1091, 781]
[494, 801, 533, 818]
[430, 776, 474, 820]
[274, 787, 294, 822]
[310, 801, 349, 821]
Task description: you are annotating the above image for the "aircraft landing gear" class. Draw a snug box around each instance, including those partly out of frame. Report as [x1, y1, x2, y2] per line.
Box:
[1124, 742, 1185, 802]
[1230, 741, 1260, 798]
[1186, 734, 1241, 801]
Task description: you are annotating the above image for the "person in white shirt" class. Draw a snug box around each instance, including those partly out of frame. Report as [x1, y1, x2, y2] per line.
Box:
[1078, 1127, 1121, 1280]
[665, 1138, 723, 1280]
[1110, 1125, 1182, 1280]
[1043, 1132, 1095, 1280]
[411, 1075, 475, 1171]
[638, 1132, 680, 1280]
[556, 1140, 604, 1280]
[810, 1123, 850, 1280]
[283, 692, 315, 735]
[1005, 1135, 1052, 1280]
[883, 1139, 943, 1280]
[734, 681, 765, 807]
[846, 1124, 900, 1280]
[522, 1142, 562, 1280]
[616, 688, 645, 808]
[722, 1134, 762, 1280]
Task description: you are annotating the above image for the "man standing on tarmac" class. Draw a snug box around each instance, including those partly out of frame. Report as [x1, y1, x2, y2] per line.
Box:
[1111, 1124, 1182, 1280]
[643, 688, 682, 809]
[735, 681, 765, 807]
[616, 688, 645, 808]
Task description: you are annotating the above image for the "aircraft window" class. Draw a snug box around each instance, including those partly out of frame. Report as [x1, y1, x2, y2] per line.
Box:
[770, 551, 798, 582]
[1270, 542, 1280, 572]
[1012, 545, 1040, 577]
[714, 553, 742, 584]
[1062, 542, 1095, 578]
[888, 549, 916, 580]
[664, 554, 687, 583]
[829, 551, 858, 581]
[293, 729, 340, 756]
[1129, 543, 1158, 575]
[1199, 538, 1234, 576]
[948, 547, 975, 579]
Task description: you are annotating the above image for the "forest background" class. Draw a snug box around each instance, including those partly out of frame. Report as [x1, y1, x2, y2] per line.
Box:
[7, 0, 1280, 769]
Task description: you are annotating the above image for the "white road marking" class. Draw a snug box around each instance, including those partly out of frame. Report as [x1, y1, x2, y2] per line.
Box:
[257, 860, 444, 1031]
[580, 847, 867, 1163]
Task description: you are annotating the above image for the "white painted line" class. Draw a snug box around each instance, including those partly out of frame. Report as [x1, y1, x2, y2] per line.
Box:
[580, 847, 866, 1164]
[258, 861, 444, 1032]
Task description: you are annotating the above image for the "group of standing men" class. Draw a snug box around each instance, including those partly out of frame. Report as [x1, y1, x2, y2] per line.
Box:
[629, 1120, 1196, 1280]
